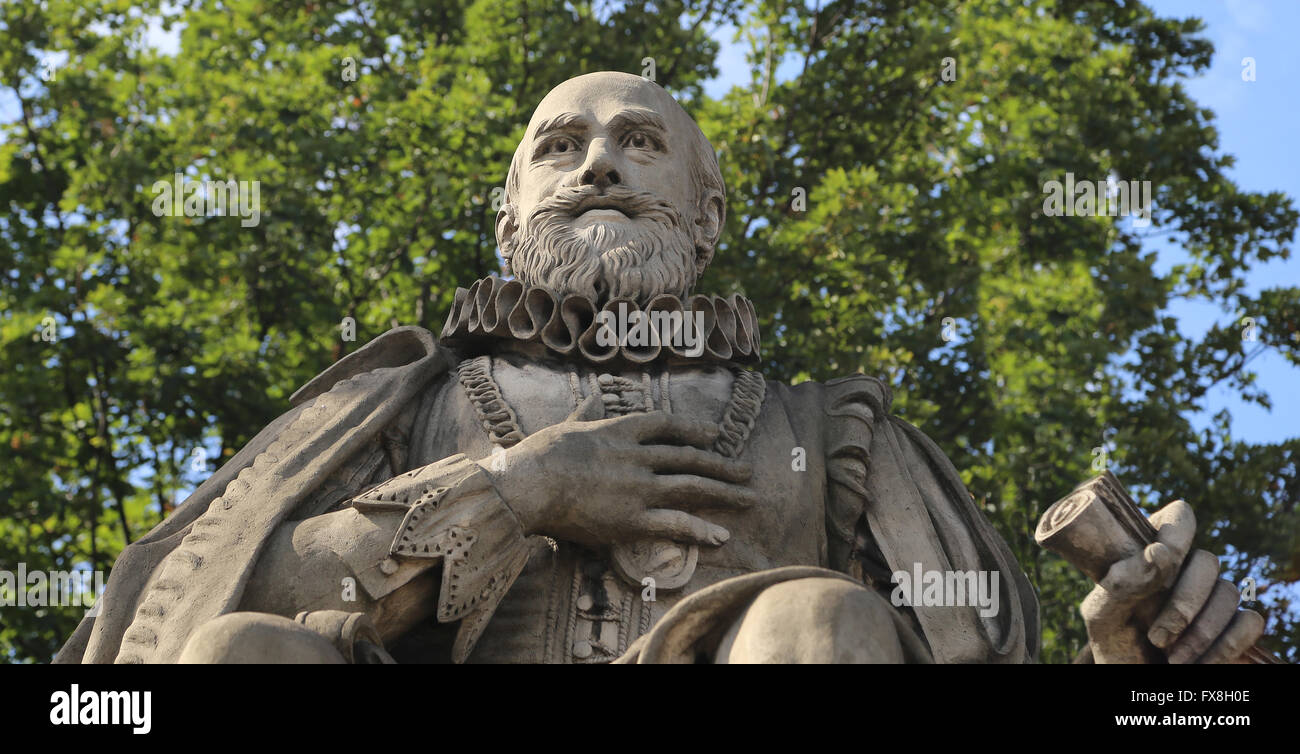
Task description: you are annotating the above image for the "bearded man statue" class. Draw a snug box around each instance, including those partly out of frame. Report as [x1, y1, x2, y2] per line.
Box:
[56, 72, 1264, 665]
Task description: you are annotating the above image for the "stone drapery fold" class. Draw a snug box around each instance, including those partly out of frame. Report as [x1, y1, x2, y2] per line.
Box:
[820, 374, 1040, 664]
[56, 327, 455, 664]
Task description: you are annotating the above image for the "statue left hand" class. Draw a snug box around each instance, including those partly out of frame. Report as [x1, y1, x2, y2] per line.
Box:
[1080, 500, 1266, 663]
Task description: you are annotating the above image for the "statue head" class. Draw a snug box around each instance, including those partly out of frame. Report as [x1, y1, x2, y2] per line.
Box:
[497, 72, 726, 305]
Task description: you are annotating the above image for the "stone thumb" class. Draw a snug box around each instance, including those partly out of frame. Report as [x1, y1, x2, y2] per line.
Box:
[564, 390, 605, 423]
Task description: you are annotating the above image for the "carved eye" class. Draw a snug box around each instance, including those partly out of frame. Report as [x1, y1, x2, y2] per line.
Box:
[622, 131, 658, 151]
[542, 137, 579, 156]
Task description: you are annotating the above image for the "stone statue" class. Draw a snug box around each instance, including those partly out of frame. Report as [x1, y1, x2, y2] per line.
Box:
[55, 72, 1265, 664]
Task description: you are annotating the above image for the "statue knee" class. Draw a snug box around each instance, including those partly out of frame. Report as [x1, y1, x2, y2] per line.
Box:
[716, 577, 908, 664]
[178, 612, 348, 664]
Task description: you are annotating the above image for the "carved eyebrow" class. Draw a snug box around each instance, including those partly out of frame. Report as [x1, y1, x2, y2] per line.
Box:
[606, 109, 667, 136]
[531, 111, 588, 141]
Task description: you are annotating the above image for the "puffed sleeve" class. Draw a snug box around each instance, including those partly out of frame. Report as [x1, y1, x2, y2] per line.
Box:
[820, 374, 1040, 663]
[821, 374, 896, 586]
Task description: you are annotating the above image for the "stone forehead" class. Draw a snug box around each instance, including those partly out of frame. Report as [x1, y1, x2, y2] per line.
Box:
[526, 72, 700, 138]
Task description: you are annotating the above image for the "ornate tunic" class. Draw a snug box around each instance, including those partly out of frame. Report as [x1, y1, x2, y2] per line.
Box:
[402, 350, 815, 663]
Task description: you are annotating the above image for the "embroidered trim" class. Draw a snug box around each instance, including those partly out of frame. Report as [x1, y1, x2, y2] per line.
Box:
[595, 372, 650, 416]
[440, 276, 761, 366]
[714, 368, 766, 459]
[457, 355, 524, 448]
[353, 468, 450, 511]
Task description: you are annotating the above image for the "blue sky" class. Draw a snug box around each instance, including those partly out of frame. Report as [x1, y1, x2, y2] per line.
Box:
[1141, 0, 1300, 445]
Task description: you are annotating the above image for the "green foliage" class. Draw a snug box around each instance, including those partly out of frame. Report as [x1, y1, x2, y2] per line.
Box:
[2, 0, 1296, 663]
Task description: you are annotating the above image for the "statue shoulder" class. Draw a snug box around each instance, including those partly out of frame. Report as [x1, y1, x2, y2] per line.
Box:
[289, 326, 457, 407]
[769, 373, 893, 462]
[807, 374, 893, 492]
[821, 373, 892, 422]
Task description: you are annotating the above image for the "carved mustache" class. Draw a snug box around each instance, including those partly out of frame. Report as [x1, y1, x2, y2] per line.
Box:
[528, 184, 682, 228]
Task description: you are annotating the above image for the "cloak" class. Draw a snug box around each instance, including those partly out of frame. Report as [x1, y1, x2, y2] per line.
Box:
[55, 326, 453, 663]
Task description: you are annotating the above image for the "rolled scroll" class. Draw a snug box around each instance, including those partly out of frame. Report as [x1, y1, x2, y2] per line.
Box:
[1035, 471, 1280, 664]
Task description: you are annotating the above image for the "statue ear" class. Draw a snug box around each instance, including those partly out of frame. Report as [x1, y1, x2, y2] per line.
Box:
[692, 189, 725, 275]
[496, 203, 519, 273]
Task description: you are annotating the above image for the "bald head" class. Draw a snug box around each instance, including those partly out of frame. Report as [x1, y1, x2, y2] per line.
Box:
[497, 72, 726, 303]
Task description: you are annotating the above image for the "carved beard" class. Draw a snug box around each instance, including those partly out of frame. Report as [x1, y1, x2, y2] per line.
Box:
[506, 185, 698, 306]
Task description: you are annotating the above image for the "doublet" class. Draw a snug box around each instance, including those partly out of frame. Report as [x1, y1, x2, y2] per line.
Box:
[401, 349, 882, 663]
[326, 327, 896, 663]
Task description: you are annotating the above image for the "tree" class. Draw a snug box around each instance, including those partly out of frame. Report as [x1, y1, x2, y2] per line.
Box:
[2, 0, 1295, 663]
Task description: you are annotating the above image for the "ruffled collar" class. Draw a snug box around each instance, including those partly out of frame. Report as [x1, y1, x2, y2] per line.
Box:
[440, 276, 761, 367]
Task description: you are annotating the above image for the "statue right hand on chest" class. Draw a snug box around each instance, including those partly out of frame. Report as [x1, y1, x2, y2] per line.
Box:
[482, 394, 757, 550]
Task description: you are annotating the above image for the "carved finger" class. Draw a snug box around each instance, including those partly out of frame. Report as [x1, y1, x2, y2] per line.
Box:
[1149, 500, 1196, 580]
[1197, 609, 1266, 665]
[641, 445, 752, 482]
[652, 474, 759, 510]
[1167, 579, 1240, 664]
[563, 391, 606, 422]
[637, 509, 730, 546]
[611, 411, 719, 448]
[1096, 541, 1178, 605]
[1147, 549, 1219, 649]
[1081, 583, 1129, 631]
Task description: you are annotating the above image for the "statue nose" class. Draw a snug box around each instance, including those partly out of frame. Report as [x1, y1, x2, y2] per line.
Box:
[580, 166, 621, 190]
